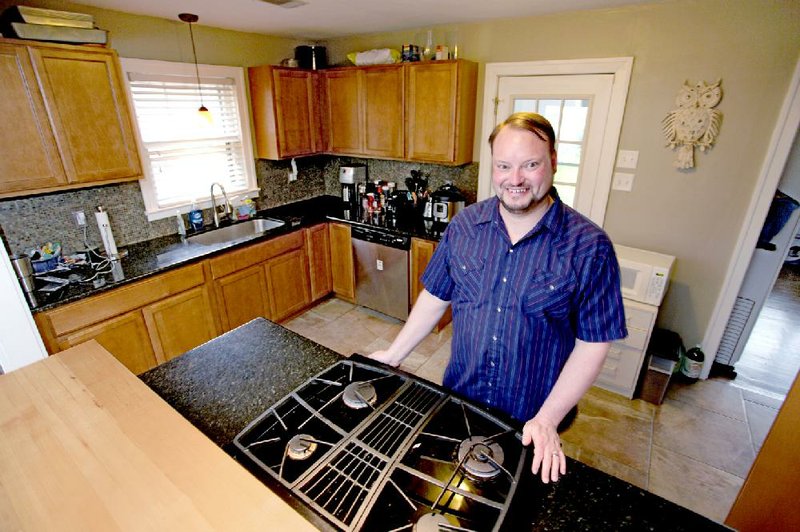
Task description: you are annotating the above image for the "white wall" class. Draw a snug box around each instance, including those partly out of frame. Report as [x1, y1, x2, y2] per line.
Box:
[0, 246, 47, 373]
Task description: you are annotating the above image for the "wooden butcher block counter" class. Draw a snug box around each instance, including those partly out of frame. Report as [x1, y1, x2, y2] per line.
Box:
[0, 340, 314, 531]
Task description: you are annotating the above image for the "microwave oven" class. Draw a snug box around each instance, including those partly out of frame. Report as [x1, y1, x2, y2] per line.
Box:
[614, 244, 675, 306]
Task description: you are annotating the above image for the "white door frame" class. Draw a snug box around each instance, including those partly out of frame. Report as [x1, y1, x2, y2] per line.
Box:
[702, 57, 800, 378]
[477, 57, 634, 227]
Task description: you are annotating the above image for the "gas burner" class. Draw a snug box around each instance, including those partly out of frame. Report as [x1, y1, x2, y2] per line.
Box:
[342, 381, 377, 409]
[413, 511, 458, 532]
[457, 436, 505, 480]
[287, 434, 317, 460]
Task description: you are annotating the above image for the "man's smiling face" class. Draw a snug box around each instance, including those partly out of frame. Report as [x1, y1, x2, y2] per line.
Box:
[491, 126, 557, 216]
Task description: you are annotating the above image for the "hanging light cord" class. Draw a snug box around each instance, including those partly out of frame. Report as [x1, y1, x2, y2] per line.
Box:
[187, 21, 206, 110]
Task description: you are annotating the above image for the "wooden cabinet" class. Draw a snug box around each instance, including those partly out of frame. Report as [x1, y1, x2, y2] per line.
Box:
[405, 60, 478, 165]
[34, 263, 215, 374]
[410, 237, 451, 331]
[324, 65, 404, 158]
[142, 286, 218, 362]
[248, 65, 320, 159]
[265, 248, 311, 321]
[0, 39, 141, 198]
[306, 224, 332, 302]
[593, 299, 658, 398]
[329, 223, 355, 302]
[209, 231, 313, 327]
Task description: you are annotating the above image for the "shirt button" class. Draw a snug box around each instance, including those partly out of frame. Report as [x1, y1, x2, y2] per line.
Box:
[509, 248, 514, 253]
[549, 284, 555, 290]
[492, 335, 497, 341]
[461, 265, 467, 270]
[502, 277, 507, 283]
[488, 382, 493, 387]
[490, 361, 496, 367]
[496, 306, 501, 312]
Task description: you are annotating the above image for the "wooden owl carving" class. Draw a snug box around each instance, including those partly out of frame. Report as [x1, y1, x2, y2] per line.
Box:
[662, 79, 723, 169]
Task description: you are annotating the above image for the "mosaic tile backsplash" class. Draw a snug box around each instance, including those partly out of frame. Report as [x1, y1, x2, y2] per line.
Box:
[0, 157, 478, 256]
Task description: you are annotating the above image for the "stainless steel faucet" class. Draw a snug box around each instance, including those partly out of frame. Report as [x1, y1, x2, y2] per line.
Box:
[210, 182, 231, 228]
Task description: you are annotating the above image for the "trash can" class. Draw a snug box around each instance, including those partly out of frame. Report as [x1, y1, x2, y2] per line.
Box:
[637, 328, 683, 405]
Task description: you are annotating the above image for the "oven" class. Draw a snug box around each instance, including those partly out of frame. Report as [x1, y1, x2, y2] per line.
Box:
[233, 355, 528, 531]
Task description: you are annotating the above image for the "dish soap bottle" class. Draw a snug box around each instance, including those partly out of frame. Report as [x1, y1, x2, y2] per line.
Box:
[188, 202, 203, 231]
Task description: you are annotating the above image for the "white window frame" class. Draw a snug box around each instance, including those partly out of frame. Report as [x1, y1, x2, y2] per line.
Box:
[478, 57, 633, 227]
[119, 58, 258, 221]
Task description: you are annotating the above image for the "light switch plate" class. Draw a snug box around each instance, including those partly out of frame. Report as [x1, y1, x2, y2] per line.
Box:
[617, 150, 639, 169]
[612, 172, 635, 192]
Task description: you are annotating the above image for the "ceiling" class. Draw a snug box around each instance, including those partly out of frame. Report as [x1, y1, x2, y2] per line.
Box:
[76, 0, 657, 39]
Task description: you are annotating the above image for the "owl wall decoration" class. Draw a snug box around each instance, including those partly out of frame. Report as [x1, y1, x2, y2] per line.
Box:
[662, 79, 723, 169]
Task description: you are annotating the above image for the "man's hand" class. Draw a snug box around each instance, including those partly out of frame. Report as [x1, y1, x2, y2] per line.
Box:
[522, 414, 566, 484]
[367, 350, 402, 367]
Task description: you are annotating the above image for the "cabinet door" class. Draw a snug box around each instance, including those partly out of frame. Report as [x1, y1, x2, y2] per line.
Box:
[329, 223, 355, 302]
[363, 66, 404, 158]
[410, 237, 452, 331]
[325, 69, 362, 154]
[273, 68, 318, 157]
[406, 60, 477, 164]
[29, 46, 141, 184]
[0, 43, 67, 194]
[142, 286, 219, 363]
[58, 311, 158, 375]
[306, 224, 332, 302]
[265, 248, 311, 322]
[214, 264, 271, 331]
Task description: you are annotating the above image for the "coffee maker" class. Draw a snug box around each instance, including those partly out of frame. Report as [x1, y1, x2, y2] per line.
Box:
[338, 165, 366, 216]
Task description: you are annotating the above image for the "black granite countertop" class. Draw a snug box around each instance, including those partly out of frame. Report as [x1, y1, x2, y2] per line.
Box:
[28, 194, 441, 313]
[140, 318, 729, 531]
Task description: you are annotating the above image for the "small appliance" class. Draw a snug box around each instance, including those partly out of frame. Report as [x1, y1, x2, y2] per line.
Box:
[615, 244, 675, 306]
[338, 165, 365, 211]
[431, 182, 466, 230]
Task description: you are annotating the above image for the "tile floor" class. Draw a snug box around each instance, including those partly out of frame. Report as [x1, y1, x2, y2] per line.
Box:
[284, 275, 795, 525]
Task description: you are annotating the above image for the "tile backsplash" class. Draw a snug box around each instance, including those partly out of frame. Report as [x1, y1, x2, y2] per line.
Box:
[0, 157, 478, 256]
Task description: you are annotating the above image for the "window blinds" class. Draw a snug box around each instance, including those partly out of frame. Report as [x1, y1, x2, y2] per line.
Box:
[127, 72, 249, 209]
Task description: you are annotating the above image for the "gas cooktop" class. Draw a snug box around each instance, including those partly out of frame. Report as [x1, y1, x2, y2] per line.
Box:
[233, 355, 528, 531]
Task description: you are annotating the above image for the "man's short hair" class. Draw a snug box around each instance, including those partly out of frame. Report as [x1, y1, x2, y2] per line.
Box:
[489, 112, 556, 154]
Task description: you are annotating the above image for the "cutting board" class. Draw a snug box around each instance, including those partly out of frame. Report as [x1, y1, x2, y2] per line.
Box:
[0, 340, 315, 531]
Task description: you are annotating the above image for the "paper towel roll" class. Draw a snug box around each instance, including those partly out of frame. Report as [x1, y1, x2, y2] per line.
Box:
[95, 207, 118, 259]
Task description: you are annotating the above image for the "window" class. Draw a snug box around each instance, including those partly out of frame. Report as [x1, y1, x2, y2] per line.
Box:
[120, 58, 258, 220]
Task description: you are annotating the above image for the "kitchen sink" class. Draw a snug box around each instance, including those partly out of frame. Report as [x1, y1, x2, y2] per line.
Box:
[187, 217, 285, 246]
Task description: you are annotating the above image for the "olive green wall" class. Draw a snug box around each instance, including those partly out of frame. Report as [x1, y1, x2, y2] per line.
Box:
[324, 0, 800, 348]
[0, 0, 303, 65]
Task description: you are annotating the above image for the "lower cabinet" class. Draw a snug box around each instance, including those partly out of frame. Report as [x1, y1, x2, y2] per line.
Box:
[265, 248, 311, 321]
[410, 237, 452, 332]
[35, 262, 218, 374]
[329, 222, 355, 302]
[305, 223, 332, 302]
[213, 264, 271, 331]
[593, 299, 658, 398]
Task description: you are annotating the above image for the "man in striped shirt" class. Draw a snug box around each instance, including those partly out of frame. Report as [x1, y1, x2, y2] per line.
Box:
[370, 112, 627, 483]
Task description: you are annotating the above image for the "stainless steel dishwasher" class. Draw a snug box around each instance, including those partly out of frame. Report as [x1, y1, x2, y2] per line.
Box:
[351, 225, 410, 320]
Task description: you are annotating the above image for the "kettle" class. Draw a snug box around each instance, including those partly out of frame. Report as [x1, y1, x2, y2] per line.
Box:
[431, 182, 466, 225]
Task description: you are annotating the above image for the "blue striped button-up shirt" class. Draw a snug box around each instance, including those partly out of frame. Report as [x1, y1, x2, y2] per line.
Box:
[422, 193, 627, 422]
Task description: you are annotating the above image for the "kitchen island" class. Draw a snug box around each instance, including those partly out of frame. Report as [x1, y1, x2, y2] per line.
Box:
[141, 318, 729, 531]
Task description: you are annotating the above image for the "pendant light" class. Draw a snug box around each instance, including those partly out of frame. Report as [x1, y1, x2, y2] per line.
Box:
[178, 13, 212, 123]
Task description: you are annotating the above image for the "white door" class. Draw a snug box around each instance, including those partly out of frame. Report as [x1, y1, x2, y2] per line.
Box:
[494, 74, 613, 218]
[477, 58, 633, 227]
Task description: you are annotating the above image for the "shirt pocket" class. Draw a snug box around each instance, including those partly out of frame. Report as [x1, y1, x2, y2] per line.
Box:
[522, 271, 576, 320]
[450, 254, 485, 304]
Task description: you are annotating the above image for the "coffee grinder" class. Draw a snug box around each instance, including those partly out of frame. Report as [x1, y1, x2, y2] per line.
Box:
[338, 164, 366, 217]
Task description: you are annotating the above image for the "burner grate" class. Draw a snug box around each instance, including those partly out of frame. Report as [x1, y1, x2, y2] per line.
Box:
[357, 383, 442, 457]
[300, 442, 386, 527]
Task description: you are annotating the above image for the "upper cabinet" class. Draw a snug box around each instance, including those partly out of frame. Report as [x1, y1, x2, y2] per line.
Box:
[248, 59, 477, 165]
[405, 60, 478, 165]
[324, 64, 404, 159]
[248, 65, 321, 159]
[0, 39, 142, 198]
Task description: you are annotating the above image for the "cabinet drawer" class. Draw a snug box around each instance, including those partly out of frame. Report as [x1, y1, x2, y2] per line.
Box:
[595, 343, 645, 398]
[623, 302, 656, 330]
[615, 326, 649, 351]
[45, 263, 206, 336]
[208, 231, 304, 279]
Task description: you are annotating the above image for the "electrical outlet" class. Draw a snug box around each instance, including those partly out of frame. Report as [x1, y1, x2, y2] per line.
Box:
[72, 210, 86, 227]
[612, 172, 635, 192]
[617, 150, 639, 169]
